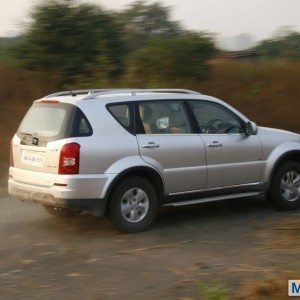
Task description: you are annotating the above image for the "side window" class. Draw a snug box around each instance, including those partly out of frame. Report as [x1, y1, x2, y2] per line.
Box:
[189, 101, 245, 134]
[138, 101, 192, 134]
[108, 104, 132, 130]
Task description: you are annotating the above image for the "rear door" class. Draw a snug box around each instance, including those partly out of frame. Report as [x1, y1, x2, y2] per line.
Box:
[12, 102, 73, 186]
[136, 100, 207, 195]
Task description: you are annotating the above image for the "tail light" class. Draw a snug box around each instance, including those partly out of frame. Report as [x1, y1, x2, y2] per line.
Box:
[10, 141, 14, 167]
[59, 143, 80, 174]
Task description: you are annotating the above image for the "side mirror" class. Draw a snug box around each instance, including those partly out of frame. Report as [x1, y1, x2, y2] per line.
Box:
[246, 121, 258, 136]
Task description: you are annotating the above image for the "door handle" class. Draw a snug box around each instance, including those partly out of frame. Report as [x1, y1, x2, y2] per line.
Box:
[207, 141, 223, 148]
[142, 142, 160, 149]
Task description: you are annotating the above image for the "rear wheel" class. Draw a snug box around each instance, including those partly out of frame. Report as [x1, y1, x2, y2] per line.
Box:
[267, 160, 300, 210]
[43, 205, 82, 218]
[110, 176, 158, 233]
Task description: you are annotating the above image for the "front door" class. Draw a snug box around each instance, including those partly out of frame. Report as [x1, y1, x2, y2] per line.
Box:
[136, 100, 207, 194]
[189, 100, 263, 189]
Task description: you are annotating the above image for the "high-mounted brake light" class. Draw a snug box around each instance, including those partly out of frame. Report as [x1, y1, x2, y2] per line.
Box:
[59, 143, 80, 174]
[40, 100, 60, 104]
[10, 141, 14, 167]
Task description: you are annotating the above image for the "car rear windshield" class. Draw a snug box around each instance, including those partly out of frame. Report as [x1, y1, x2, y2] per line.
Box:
[17, 102, 92, 142]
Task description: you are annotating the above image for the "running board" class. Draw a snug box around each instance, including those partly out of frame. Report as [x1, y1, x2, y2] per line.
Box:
[163, 192, 262, 207]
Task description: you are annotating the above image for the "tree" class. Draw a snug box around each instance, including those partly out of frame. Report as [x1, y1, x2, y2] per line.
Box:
[124, 33, 216, 86]
[12, 0, 218, 87]
[255, 30, 300, 60]
[14, 0, 126, 85]
[0, 37, 20, 62]
[118, 1, 183, 51]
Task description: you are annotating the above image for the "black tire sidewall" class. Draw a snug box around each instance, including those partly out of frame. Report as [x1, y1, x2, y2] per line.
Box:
[268, 160, 300, 210]
[110, 176, 158, 233]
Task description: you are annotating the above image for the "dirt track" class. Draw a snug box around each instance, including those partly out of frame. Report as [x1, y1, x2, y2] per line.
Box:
[0, 190, 299, 299]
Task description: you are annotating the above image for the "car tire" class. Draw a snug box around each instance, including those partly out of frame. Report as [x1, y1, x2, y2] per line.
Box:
[110, 176, 158, 233]
[43, 205, 81, 218]
[267, 160, 300, 210]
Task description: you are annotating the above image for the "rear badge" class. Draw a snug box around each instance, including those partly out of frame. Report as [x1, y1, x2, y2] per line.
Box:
[32, 137, 39, 146]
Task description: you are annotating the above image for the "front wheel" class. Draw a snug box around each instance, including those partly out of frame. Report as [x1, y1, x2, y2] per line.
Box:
[110, 176, 158, 233]
[267, 160, 300, 210]
[43, 205, 82, 218]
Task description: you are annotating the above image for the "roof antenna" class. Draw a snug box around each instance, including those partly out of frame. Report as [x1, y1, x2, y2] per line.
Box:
[69, 90, 76, 97]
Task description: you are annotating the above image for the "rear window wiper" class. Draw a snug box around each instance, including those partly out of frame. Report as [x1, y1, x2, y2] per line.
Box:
[20, 132, 32, 136]
[20, 132, 40, 138]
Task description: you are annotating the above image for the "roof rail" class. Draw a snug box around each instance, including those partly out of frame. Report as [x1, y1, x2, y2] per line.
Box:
[83, 88, 201, 100]
[44, 89, 129, 98]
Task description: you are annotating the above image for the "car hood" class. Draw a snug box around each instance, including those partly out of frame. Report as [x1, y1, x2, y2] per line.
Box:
[258, 126, 300, 142]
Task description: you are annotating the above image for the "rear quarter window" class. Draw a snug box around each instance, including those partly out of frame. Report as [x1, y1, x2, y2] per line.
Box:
[69, 107, 93, 137]
[107, 103, 134, 134]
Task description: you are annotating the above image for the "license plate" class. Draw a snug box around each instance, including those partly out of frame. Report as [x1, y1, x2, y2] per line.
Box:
[22, 150, 45, 166]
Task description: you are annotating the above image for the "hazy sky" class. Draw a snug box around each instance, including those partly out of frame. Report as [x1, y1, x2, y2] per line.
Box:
[1, 0, 300, 40]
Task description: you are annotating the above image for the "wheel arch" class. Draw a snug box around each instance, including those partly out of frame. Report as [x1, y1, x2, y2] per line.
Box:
[266, 150, 300, 189]
[103, 166, 165, 216]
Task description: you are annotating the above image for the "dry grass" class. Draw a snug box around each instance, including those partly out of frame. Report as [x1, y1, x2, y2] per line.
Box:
[237, 278, 287, 300]
[0, 60, 299, 183]
[196, 60, 300, 133]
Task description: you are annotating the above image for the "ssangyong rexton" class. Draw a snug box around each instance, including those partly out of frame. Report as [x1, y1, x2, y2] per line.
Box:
[8, 89, 300, 232]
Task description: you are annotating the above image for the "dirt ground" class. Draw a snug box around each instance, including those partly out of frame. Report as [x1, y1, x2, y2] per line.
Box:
[0, 184, 299, 300]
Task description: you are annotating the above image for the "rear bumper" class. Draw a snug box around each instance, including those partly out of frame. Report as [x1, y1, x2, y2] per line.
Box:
[8, 175, 111, 216]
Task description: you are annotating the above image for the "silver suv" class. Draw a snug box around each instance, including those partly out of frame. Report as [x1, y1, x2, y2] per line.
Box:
[8, 89, 300, 232]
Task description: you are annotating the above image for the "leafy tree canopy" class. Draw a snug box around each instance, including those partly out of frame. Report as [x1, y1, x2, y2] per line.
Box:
[12, 0, 217, 86]
[255, 30, 300, 60]
[118, 0, 183, 51]
[14, 0, 125, 84]
[125, 32, 216, 86]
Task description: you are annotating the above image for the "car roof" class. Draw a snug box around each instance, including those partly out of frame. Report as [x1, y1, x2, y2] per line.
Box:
[35, 88, 216, 104]
[33, 88, 250, 122]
